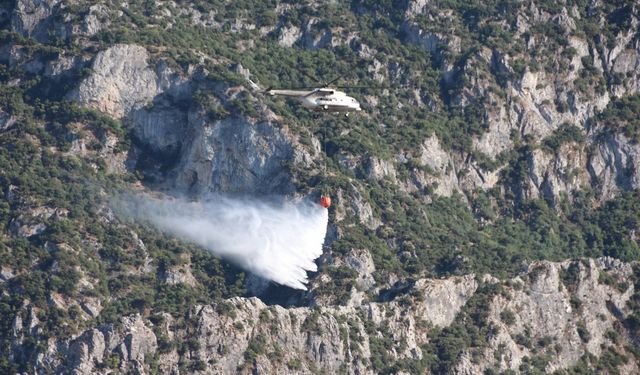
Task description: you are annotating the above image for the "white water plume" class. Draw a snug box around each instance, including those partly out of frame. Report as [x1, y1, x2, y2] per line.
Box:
[116, 193, 329, 290]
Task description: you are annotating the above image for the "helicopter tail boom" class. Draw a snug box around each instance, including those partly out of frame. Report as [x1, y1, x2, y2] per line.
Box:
[266, 89, 314, 97]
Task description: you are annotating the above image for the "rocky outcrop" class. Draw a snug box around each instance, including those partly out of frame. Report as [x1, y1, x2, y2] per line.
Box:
[0, 109, 16, 131]
[344, 248, 376, 291]
[81, 4, 110, 36]
[3, 2, 640, 375]
[68, 45, 159, 118]
[454, 258, 637, 374]
[160, 257, 198, 287]
[174, 114, 297, 195]
[28, 258, 636, 374]
[277, 25, 302, 47]
[414, 274, 478, 327]
[526, 142, 591, 204]
[11, 0, 62, 42]
[589, 132, 640, 198]
[28, 2, 638, 205]
[416, 135, 460, 196]
[301, 19, 333, 50]
[39, 315, 158, 375]
[0, 266, 15, 283]
[64, 122, 132, 174]
[374, 2, 640, 203]
[68, 43, 308, 195]
[8, 206, 68, 237]
[365, 156, 397, 182]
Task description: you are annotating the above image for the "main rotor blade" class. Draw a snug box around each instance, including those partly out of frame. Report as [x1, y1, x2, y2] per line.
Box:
[333, 85, 391, 89]
[324, 74, 347, 87]
[268, 86, 318, 90]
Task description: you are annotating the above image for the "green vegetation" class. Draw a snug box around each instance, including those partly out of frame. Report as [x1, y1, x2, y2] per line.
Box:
[500, 309, 516, 325]
[557, 348, 629, 375]
[419, 282, 504, 374]
[244, 334, 268, 362]
[596, 93, 640, 143]
[0, 65, 245, 371]
[1, 0, 640, 373]
[576, 321, 591, 343]
[287, 358, 302, 370]
[541, 123, 585, 153]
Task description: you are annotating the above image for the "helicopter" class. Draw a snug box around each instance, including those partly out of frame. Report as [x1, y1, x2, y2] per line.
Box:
[264, 65, 382, 115]
[266, 87, 361, 114]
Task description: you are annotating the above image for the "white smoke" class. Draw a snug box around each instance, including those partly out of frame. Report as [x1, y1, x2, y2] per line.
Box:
[115, 193, 329, 290]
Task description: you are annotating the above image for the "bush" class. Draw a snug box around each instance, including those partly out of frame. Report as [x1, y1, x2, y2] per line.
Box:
[541, 123, 585, 153]
[500, 309, 516, 325]
[576, 322, 590, 343]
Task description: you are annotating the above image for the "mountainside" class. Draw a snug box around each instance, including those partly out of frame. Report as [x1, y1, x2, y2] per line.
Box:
[1, 0, 640, 374]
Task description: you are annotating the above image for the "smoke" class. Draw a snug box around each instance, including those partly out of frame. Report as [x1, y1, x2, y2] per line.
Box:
[114, 193, 329, 290]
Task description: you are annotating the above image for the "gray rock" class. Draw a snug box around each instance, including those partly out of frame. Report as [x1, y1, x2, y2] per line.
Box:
[344, 249, 376, 291]
[11, 0, 62, 42]
[365, 156, 397, 182]
[0, 267, 15, 283]
[79, 299, 102, 319]
[160, 264, 198, 287]
[32, 258, 638, 374]
[68, 44, 159, 118]
[402, 22, 443, 54]
[174, 115, 296, 195]
[82, 4, 109, 36]
[122, 315, 157, 363]
[349, 186, 381, 230]
[9, 207, 67, 237]
[301, 19, 332, 49]
[414, 275, 478, 327]
[406, 134, 459, 197]
[454, 259, 637, 374]
[405, 0, 430, 17]
[527, 142, 590, 205]
[277, 25, 302, 47]
[68, 329, 106, 375]
[129, 105, 187, 155]
[589, 132, 640, 200]
[69, 43, 307, 196]
[44, 54, 87, 80]
[0, 109, 16, 131]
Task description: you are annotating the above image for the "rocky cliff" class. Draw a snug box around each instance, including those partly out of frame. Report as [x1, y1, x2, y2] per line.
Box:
[14, 258, 636, 374]
[1, 1, 640, 374]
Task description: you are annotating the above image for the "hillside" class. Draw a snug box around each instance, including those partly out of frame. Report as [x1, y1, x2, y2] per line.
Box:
[1, 0, 640, 374]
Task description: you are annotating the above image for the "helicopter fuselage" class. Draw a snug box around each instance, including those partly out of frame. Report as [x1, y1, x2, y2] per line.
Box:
[267, 88, 361, 113]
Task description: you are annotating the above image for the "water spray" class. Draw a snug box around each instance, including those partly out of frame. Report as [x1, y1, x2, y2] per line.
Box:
[115, 193, 329, 290]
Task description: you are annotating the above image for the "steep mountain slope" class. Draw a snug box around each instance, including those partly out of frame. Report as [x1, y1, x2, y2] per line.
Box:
[1, 0, 640, 374]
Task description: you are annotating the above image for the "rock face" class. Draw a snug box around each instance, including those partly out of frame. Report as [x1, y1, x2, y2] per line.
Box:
[68, 43, 306, 195]
[414, 274, 478, 327]
[3, 2, 640, 375]
[174, 114, 296, 195]
[277, 25, 302, 47]
[455, 259, 638, 374]
[28, 258, 636, 374]
[8, 206, 67, 237]
[59, 5, 640, 206]
[589, 133, 640, 198]
[68, 45, 159, 119]
[348, 2, 640, 206]
[36, 315, 157, 374]
[11, 0, 62, 42]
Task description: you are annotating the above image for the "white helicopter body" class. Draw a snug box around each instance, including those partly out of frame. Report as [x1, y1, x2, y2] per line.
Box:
[267, 88, 361, 113]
